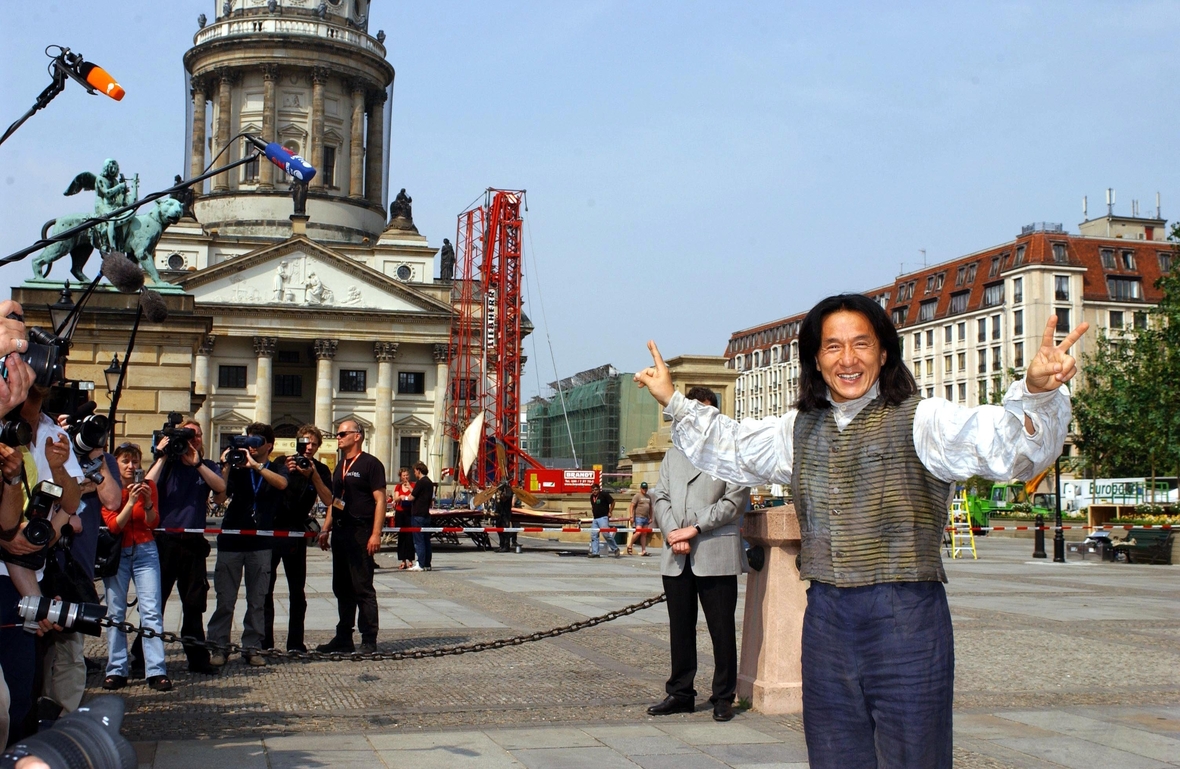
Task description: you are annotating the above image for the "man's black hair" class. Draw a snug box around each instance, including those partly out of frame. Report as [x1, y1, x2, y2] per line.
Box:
[685, 386, 719, 409]
[246, 422, 276, 444]
[795, 293, 916, 413]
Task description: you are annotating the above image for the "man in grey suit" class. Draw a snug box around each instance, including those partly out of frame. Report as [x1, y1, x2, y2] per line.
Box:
[648, 387, 750, 722]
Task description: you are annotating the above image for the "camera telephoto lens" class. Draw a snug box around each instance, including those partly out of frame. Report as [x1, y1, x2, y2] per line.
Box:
[0, 418, 32, 447]
[1, 694, 137, 768]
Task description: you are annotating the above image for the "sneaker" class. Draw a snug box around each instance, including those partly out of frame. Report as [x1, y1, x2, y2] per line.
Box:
[407, 564, 424, 572]
[244, 654, 267, 667]
[611, 551, 622, 558]
[209, 652, 226, 668]
[315, 636, 355, 654]
[587, 553, 601, 558]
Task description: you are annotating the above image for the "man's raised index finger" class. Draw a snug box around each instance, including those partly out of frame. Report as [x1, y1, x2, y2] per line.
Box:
[647, 340, 667, 371]
[1057, 322, 1090, 352]
[1040, 315, 1059, 348]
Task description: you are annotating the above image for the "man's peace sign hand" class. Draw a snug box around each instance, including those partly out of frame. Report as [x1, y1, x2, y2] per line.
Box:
[634, 341, 674, 407]
[1025, 315, 1089, 393]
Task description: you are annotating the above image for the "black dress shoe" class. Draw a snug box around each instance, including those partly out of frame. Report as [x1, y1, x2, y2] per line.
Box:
[316, 636, 355, 653]
[712, 701, 735, 722]
[647, 695, 694, 716]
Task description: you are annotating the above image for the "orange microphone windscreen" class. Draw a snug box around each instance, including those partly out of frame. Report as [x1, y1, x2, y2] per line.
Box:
[78, 61, 125, 101]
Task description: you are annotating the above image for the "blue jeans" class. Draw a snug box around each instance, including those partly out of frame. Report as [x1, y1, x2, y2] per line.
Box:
[590, 516, 619, 555]
[411, 516, 432, 568]
[104, 540, 166, 678]
[801, 581, 954, 769]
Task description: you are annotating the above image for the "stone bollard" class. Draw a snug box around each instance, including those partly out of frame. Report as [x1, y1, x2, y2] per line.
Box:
[737, 505, 807, 714]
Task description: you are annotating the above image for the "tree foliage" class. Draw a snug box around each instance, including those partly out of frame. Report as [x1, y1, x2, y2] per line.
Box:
[1073, 224, 1180, 489]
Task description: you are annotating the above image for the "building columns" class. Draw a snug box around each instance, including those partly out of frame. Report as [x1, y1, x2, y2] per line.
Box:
[313, 338, 338, 432]
[259, 65, 278, 190]
[213, 69, 235, 192]
[253, 336, 277, 425]
[431, 343, 450, 472]
[364, 90, 386, 205]
[349, 79, 366, 199]
[194, 335, 216, 444]
[309, 67, 329, 190]
[189, 77, 208, 188]
[373, 342, 398, 472]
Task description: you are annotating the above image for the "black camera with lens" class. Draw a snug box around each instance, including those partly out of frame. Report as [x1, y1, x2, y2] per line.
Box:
[293, 436, 312, 470]
[1, 694, 136, 769]
[0, 415, 32, 447]
[47, 385, 110, 484]
[16, 594, 107, 636]
[226, 434, 264, 468]
[0, 480, 64, 571]
[152, 411, 196, 460]
[0, 313, 68, 388]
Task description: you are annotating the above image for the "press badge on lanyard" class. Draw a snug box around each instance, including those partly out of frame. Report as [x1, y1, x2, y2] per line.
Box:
[334, 454, 359, 513]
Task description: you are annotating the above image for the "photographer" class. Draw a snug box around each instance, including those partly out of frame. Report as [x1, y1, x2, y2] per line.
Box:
[0, 383, 82, 747]
[208, 423, 287, 667]
[100, 443, 170, 692]
[138, 418, 225, 675]
[263, 424, 331, 653]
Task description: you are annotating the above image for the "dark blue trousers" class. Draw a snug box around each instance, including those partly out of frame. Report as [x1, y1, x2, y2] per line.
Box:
[802, 581, 954, 769]
[1, 576, 35, 746]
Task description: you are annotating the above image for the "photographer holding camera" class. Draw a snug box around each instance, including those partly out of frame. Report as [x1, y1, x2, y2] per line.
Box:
[0, 381, 83, 747]
[100, 443, 170, 692]
[137, 417, 225, 675]
[263, 424, 331, 654]
[208, 423, 287, 667]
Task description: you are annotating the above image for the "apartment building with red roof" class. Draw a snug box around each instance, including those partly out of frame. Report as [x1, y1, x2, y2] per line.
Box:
[727, 210, 1174, 441]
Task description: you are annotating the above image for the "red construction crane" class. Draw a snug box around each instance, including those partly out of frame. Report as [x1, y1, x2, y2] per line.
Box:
[446, 189, 542, 490]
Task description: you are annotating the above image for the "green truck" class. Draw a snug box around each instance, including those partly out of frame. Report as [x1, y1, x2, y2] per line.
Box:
[965, 482, 1055, 530]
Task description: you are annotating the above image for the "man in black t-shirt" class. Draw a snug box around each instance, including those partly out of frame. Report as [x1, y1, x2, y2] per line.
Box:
[317, 420, 386, 654]
[408, 462, 434, 570]
[208, 423, 288, 667]
[264, 424, 332, 653]
[589, 482, 619, 557]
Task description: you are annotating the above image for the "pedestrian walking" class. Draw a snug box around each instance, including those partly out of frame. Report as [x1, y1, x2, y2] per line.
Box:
[588, 483, 619, 558]
[393, 468, 415, 570]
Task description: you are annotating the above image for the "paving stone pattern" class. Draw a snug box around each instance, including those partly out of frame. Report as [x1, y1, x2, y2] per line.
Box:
[88, 536, 1180, 767]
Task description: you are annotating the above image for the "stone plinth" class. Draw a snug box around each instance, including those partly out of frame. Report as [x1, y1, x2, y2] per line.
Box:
[738, 505, 807, 714]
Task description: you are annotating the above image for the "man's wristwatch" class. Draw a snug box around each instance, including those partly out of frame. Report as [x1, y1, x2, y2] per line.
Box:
[3, 475, 20, 487]
[694, 524, 702, 534]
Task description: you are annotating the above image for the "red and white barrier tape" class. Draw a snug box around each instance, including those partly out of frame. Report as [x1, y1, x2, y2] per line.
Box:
[153, 526, 661, 538]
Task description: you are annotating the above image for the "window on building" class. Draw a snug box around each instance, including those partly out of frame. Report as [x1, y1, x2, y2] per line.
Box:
[945, 384, 953, 400]
[453, 378, 479, 400]
[991, 314, 1001, 340]
[218, 365, 247, 389]
[399, 436, 420, 471]
[913, 332, 922, 351]
[1121, 250, 1136, 270]
[340, 369, 367, 392]
[978, 351, 987, 374]
[919, 300, 937, 322]
[944, 325, 952, 343]
[1109, 310, 1124, 329]
[977, 318, 987, 343]
[949, 291, 968, 315]
[1056, 308, 1070, 333]
[957, 322, 966, 341]
[243, 151, 259, 182]
[1013, 309, 1023, 335]
[944, 355, 952, 374]
[957, 352, 966, 371]
[1107, 277, 1142, 301]
[958, 382, 967, 402]
[1159, 252, 1173, 273]
[934, 272, 945, 290]
[956, 266, 966, 286]
[992, 346, 1002, 371]
[322, 146, 337, 188]
[988, 257, 1001, 278]
[274, 374, 302, 397]
[398, 371, 426, 394]
[1013, 277, 1023, 303]
[926, 387, 934, 399]
[982, 282, 1004, 307]
[979, 379, 987, 403]
[925, 276, 935, 294]
[965, 263, 977, 283]
[1014, 341, 1024, 368]
[926, 329, 934, 346]
[1052, 243, 1068, 263]
[1055, 275, 1070, 301]
[891, 306, 908, 325]
[1134, 311, 1148, 329]
[1100, 249, 1115, 269]
[1014, 245, 1026, 265]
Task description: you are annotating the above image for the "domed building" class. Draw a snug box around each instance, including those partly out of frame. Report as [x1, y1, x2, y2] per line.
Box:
[144, 0, 455, 471]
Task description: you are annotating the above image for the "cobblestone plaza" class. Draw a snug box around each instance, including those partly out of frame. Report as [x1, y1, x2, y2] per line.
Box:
[82, 536, 1180, 768]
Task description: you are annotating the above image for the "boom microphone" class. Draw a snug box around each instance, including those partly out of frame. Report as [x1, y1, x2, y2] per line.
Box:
[100, 252, 145, 293]
[77, 61, 125, 101]
[245, 135, 316, 182]
[138, 289, 168, 323]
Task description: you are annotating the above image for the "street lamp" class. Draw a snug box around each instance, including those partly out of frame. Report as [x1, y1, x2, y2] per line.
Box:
[103, 354, 122, 397]
[48, 282, 77, 338]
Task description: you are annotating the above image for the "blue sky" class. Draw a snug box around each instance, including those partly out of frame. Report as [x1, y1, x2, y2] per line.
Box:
[2, 1, 1177, 401]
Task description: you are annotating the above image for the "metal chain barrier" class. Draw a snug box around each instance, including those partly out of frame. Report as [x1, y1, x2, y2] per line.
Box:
[98, 592, 667, 663]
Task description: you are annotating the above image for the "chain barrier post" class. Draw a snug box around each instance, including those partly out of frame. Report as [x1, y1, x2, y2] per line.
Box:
[1032, 513, 1047, 558]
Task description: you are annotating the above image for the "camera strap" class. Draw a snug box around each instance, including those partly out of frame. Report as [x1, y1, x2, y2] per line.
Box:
[20, 446, 32, 501]
[250, 461, 269, 515]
